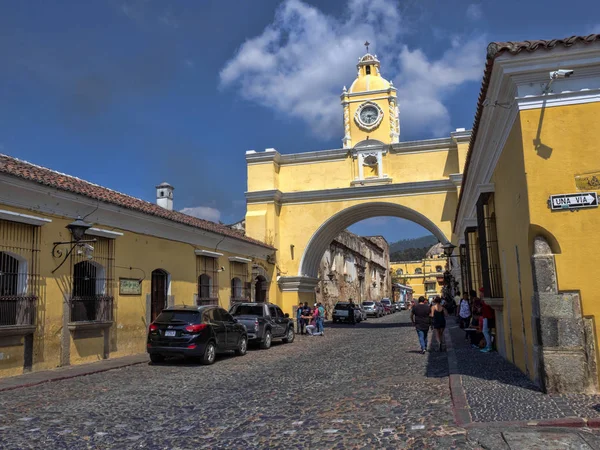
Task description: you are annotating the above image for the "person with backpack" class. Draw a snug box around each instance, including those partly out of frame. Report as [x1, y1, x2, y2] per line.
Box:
[411, 296, 431, 354]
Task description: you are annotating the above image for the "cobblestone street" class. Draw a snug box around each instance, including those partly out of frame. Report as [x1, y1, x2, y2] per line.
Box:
[0, 312, 473, 449]
[3, 312, 600, 449]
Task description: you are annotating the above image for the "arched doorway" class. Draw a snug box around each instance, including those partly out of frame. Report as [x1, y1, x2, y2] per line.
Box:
[255, 275, 268, 303]
[151, 269, 169, 322]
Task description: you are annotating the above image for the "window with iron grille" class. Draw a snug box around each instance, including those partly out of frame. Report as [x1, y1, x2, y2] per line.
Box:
[197, 256, 218, 306]
[70, 236, 114, 323]
[459, 244, 469, 294]
[464, 227, 483, 295]
[230, 261, 249, 304]
[476, 193, 503, 298]
[0, 219, 39, 327]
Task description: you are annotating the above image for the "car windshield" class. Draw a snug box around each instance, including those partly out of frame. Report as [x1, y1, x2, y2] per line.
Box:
[382, 300, 391, 304]
[335, 303, 350, 309]
[363, 302, 374, 306]
[230, 304, 264, 316]
[155, 310, 200, 323]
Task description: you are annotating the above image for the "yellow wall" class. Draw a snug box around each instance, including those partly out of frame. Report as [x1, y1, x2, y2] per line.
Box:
[521, 102, 600, 375]
[488, 101, 600, 380]
[490, 118, 535, 376]
[0, 203, 273, 378]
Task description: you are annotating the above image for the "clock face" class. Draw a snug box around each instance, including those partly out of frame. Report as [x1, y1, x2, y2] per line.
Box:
[360, 106, 379, 125]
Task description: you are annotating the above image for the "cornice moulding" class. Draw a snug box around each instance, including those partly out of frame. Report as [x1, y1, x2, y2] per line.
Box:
[86, 227, 124, 239]
[0, 208, 52, 226]
[246, 179, 455, 205]
[278, 276, 320, 292]
[195, 249, 223, 258]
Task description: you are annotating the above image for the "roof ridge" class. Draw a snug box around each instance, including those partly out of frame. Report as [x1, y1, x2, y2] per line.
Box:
[0, 153, 275, 250]
[0, 153, 145, 203]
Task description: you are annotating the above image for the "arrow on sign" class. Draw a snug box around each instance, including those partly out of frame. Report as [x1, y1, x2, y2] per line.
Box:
[549, 192, 598, 210]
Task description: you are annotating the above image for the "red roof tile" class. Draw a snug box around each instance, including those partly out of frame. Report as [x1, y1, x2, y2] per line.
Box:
[454, 34, 600, 231]
[0, 153, 274, 250]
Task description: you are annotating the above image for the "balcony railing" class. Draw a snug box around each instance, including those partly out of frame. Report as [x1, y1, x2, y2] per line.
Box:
[0, 296, 36, 327]
[70, 296, 114, 323]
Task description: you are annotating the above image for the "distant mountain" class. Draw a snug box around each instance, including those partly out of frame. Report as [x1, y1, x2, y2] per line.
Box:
[389, 235, 437, 254]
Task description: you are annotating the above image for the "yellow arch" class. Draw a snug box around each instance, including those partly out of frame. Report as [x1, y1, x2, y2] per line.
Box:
[299, 202, 449, 278]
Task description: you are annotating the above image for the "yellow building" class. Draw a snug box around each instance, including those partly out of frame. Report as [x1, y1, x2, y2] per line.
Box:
[390, 247, 447, 300]
[0, 155, 274, 378]
[245, 51, 468, 315]
[455, 35, 600, 393]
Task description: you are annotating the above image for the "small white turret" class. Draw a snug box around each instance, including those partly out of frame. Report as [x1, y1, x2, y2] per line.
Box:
[156, 182, 174, 211]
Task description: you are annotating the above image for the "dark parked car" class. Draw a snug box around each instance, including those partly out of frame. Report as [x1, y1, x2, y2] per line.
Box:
[147, 305, 247, 365]
[229, 302, 295, 349]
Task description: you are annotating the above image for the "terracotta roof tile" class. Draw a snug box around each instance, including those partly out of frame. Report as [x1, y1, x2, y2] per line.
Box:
[0, 153, 275, 250]
[454, 34, 600, 231]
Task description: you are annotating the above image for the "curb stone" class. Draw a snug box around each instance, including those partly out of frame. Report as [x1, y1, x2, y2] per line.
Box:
[0, 354, 148, 393]
[444, 320, 600, 430]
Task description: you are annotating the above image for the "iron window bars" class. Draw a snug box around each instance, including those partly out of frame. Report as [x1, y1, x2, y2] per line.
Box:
[197, 255, 219, 306]
[70, 236, 114, 323]
[0, 219, 40, 327]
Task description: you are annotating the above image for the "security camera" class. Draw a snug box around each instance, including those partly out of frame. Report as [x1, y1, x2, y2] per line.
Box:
[550, 69, 574, 79]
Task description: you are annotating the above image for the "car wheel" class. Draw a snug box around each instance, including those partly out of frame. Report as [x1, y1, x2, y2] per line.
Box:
[282, 327, 295, 343]
[201, 341, 216, 365]
[149, 353, 164, 364]
[260, 330, 272, 349]
[235, 335, 248, 356]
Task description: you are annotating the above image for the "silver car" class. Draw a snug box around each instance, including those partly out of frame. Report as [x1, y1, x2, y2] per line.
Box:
[362, 301, 383, 318]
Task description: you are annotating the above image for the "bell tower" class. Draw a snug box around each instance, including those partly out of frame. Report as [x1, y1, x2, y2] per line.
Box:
[341, 44, 400, 148]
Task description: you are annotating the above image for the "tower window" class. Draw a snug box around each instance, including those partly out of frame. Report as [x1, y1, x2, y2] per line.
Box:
[160, 191, 164, 197]
[365, 65, 371, 75]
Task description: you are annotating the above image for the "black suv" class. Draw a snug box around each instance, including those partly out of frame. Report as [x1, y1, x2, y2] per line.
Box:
[147, 305, 248, 365]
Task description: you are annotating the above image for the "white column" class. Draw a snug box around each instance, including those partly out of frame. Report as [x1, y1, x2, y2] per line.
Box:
[358, 154, 364, 180]
[377, 152, 383, 178]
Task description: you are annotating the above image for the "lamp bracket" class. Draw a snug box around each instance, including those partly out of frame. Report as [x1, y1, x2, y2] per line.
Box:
[51, 239, 97, 274]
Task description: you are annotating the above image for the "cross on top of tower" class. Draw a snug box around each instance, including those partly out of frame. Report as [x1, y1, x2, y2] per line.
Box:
[364, 41, 370, 52]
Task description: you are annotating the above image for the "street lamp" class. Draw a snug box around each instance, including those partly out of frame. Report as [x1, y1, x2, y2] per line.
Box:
[66, 216, 93, 242]
[51, 216, 97, 273]
[441, 242, 456, 258]
[441, 242, 457, 306]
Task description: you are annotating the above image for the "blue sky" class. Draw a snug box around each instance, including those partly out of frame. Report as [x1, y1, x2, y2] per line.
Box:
[1, 0, 598, 243]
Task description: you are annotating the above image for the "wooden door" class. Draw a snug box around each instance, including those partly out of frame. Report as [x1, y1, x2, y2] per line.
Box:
[151, 269, 168, 322]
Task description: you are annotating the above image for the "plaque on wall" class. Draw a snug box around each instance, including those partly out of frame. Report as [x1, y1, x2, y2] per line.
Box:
[119, 278, 142, 295]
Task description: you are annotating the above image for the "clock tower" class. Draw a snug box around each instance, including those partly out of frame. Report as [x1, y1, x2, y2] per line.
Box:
[340, 51, 400, 148]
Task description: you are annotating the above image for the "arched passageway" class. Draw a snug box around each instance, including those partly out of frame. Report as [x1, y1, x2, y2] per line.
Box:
[299, 202, 449, 279]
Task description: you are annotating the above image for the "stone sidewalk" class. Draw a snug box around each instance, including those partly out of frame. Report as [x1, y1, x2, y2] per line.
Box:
[445, 316, 600, 427]
[0, 354, 148, 393]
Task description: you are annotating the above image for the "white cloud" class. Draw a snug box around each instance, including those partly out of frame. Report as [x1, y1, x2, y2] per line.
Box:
[220, 0, 485, 140]
[180, 206, 221, 223]
[466, 4, 483, 21]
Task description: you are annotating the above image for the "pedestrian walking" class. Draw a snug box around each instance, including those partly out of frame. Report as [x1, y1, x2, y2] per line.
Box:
[296, 302, 304, 335]
[430, 296, 448, 352]
[411, 296, 431, 354]
[454, 290, 461, 317]
[348, 298, 356, 325]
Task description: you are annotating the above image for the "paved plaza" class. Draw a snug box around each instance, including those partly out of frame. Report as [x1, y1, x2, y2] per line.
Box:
[1, 313, 600, 449]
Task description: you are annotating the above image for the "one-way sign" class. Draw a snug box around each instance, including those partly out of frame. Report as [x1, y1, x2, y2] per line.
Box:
[549, 192, 598, 211]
